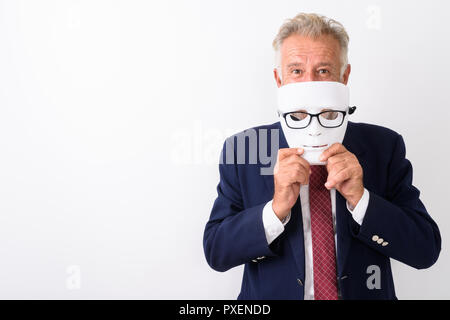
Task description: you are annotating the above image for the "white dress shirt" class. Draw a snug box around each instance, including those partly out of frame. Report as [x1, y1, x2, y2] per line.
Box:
[262, 186, 370, 300]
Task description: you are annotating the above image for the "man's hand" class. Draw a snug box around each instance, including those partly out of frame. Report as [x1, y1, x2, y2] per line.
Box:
[272, 148, 310, 221]
[320, 143, 364, 208]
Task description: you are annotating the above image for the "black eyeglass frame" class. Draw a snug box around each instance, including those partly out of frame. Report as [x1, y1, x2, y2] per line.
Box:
[279, 106, 357, 129]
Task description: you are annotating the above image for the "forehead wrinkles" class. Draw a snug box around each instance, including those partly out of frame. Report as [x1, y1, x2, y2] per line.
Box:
[283, 46, 338, 65]
[280, 35, 341, 67]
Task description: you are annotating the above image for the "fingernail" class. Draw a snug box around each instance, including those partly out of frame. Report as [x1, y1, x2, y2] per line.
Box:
[297, 148, 303, 153]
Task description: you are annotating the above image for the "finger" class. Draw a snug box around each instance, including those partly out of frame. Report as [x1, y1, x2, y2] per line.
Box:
[276, 149, 299, 175]
[278, 167, 308, 187]
[276, 157, 308, 185]
[326, 153, 347, 168]
[278, 148, 304, 162]
[326, 160, 347, 184]
[275, 154, 298, 177]
[320, 143, 347, 162]
[278, 156, 310, 184]
[290, 167, 309, 185]
[325, 167, 353, 189]
[282, 154, 310, 174]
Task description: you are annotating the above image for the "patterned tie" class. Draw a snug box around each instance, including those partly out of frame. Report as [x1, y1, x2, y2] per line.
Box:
[309, 165, 338, 300]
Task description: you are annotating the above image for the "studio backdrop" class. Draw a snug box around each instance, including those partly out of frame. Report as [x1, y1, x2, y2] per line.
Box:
[0, 0, 448, 299]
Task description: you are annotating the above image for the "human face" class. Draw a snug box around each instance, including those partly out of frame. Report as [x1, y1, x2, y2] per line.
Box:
[274, 34, 350, 87]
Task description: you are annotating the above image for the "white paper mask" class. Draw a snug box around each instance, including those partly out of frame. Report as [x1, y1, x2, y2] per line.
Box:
[277, 81, 351, 165]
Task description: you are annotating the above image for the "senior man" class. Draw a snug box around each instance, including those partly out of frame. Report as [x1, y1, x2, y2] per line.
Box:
[203, 13, 441, 300]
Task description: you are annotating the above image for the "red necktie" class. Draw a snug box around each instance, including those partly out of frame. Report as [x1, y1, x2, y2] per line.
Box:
[309, 165, 338, 300]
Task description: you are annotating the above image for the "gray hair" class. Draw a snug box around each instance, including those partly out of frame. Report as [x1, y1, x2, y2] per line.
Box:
[273, 13, 349, 80]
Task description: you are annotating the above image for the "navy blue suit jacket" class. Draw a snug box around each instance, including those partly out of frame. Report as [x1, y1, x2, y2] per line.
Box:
[203, 121, 441, 300]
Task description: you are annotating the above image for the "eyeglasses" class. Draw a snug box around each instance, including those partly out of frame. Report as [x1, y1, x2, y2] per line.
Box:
[280, 106, 357, 129]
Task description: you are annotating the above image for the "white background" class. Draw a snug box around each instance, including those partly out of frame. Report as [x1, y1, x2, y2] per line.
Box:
[0, 0, 449, 299]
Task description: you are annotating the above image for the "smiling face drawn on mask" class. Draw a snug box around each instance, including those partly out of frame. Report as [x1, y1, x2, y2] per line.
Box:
[277, 81, 351, 165]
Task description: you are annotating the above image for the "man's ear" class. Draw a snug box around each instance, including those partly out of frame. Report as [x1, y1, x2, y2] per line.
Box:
[274, 68, 282, 88]
[342, 64, 351, 85]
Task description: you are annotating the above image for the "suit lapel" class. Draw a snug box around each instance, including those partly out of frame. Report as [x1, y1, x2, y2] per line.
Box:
[336, 122, 366, 276]
[285, 197, 306, 280]
[335, 191, 352, 277]
[262, 122, 306, 279]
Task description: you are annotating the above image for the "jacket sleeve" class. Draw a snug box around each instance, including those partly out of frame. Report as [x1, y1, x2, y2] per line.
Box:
[349, 134, 441, 269]
[203, 140, 278, 272]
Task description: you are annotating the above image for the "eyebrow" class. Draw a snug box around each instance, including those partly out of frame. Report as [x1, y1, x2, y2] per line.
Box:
[286, 62, 335, 69]
[286, 62, 304, 68]
[315, 62, 334, 68]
